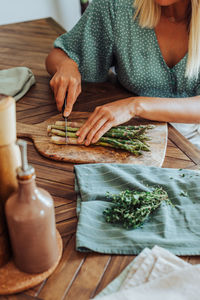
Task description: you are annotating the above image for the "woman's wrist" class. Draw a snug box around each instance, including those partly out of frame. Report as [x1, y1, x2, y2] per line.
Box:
[126, 97, 143, 118]
[56, 56, 79, 72]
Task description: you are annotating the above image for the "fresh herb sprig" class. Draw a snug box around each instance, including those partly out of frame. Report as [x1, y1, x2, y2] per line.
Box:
[103, 187, 172, 229]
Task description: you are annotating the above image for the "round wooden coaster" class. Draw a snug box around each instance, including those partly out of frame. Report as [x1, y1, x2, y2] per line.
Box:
[0, 230, 63, 295]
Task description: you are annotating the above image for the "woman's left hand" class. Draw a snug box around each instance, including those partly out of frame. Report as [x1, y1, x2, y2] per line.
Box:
[76, 98, 136, 145]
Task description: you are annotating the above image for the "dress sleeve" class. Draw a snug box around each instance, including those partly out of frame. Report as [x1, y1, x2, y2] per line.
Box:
[54, 0, 115, 82]
[196, 85, 200, 96]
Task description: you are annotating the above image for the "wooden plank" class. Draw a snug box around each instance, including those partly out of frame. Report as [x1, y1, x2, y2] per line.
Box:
[94, 256, 134, 297]
[0, 19, 57, 35]
[56, 219, 77, 237]
[55, 203, 77, 223]
[36, 177, 74, 198]
[30, 163, 74, 186]
[18, 97, 53, 106]
[0, 41, 53, 54]
[16, 104, 36, 112]
[53, 196, 73, 207]
[46, 18, 65, 35]
[23, 281, 47, 298]
[168, 124, 200, 165]
[64, 253, 111, 300]
[163, 156, 195, 169]
[188, 256, 200, 265]
[165, 141, 191, 161]
[38, 235, 86, 300]
[17, 111, 59, 124]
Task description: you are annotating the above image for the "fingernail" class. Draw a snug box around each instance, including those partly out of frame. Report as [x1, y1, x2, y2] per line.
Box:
[85, 140, 89, 146]
[76, 131, 80, 136]
[91, 139, 96, 144]
[64, 111, 70, 117]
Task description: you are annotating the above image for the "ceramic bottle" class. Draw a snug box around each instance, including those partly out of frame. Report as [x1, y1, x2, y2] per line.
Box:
[5, 140, 59, 273]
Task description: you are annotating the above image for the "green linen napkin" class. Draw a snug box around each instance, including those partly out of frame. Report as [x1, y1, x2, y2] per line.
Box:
[75, 163, 200, 255]
[0, 67, 35, 100]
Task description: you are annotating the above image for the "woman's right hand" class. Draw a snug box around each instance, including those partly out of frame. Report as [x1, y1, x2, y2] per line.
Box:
[49, 57, 81, 117]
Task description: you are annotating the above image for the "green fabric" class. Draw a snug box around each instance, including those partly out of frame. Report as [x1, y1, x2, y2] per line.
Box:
[75, 163, 200, 255]
[0, 67, 35, 101]
[54, 0, 200, 98]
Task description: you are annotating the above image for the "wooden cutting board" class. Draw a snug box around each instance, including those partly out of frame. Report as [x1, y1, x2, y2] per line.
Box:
[17, 112, 168, 166]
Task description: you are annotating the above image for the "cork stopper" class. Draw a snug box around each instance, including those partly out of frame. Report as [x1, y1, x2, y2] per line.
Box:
[17, 139, 35, 180]
[0, 95, 16, 146]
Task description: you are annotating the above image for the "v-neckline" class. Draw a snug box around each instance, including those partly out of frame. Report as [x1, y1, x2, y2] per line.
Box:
[152, 28, 188, 71]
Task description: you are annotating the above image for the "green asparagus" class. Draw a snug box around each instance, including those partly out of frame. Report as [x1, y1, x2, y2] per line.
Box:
[48, 120, 154, 155]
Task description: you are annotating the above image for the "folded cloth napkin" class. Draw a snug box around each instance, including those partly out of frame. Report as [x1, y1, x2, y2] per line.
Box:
[94, 245, 200, 300]
[0, 67, 35, 100]
[74, 163, 200, 255]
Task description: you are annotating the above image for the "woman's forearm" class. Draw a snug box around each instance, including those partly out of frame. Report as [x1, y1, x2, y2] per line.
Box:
[45, 48, 78, 75]
[75, 95, 200, 145]
[133, 95, 200, 123]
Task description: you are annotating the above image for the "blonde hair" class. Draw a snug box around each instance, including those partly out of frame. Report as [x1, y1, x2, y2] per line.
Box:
[133, 0, 200, 80]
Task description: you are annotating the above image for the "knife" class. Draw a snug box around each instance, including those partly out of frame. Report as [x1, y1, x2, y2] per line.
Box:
[62, 96, 68, 144]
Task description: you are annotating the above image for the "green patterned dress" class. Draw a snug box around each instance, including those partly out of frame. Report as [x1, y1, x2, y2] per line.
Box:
[54, 0, 200, 147]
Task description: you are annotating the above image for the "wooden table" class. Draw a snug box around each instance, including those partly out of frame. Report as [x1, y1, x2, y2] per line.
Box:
[1, 18, 200, 300]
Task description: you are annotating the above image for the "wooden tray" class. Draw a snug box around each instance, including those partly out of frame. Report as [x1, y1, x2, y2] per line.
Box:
[17, 111, 168, 167]
[0, 230, 62, 295]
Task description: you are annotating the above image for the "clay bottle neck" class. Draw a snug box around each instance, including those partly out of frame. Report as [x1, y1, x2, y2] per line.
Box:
[18, 175, 37, 202]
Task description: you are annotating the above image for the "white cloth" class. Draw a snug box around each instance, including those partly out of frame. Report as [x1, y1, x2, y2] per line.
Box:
[96, 246, 200, 300]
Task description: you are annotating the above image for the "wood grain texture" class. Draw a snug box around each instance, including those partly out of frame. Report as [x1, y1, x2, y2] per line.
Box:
[168, 124, 200, 165]
[0, 18, 200, 300]
[38, 236, 86, 300]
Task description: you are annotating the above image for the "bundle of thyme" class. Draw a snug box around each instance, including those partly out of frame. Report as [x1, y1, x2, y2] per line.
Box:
[103, 187, 172, 229]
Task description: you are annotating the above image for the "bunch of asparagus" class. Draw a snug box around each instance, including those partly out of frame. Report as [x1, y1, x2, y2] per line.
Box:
[47, 121, 154, 156]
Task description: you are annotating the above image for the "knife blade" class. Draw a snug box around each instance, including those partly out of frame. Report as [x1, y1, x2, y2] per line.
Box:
[62, 96, 68, 144]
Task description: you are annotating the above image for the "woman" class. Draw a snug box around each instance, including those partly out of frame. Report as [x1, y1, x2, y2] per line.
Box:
[46, 0, 200, 147]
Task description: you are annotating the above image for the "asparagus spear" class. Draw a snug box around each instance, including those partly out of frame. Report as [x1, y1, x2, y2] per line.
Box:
[116, 125, 155, 130]
[99, 137, 142, 155]
[49, 123, 152, 141]
[101, 137, 150, 151]
[55, 120, 84, 128]
[53, 122, 153, 138]
[50, 129, 148, 151]
[51, 136, 125, 149]
[103, 127, 147, 139]
[48, 120, 153, 155]
[51, 129, 77, 138]
[51, 135, 143, 155]
[48, 125, 79, 132]
[51, 136, 79, 145]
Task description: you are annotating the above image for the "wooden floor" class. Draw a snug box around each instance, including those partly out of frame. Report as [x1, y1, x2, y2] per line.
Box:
[0, 18, 200, 300]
